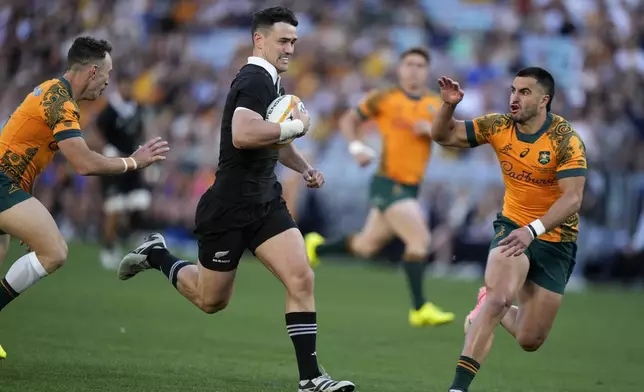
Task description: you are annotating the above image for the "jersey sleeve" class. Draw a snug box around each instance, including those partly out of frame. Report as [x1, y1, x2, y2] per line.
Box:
[234, 74, 274, 118]
[52, 100, 82, 143]
[356, 89, 389, 120]
[556, 131, 587, 179]
[464, 113, 503, 148]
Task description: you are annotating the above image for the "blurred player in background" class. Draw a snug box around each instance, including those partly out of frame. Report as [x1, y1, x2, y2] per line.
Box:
[96, 73, 149, 269]
[305, 47, 455, 328]
[431, 67, 586, 392]
[0, 36, 169, 359]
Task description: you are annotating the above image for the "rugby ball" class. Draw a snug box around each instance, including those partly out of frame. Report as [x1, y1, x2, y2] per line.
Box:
[265, 94, 307, 145]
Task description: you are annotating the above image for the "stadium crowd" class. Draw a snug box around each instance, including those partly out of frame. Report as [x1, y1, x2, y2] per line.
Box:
[1, 0, 643, 288]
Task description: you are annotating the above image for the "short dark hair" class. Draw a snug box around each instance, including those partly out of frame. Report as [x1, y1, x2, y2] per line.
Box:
[251, 6, 298, 36]
[515, 67, 555, 111]
[400, 47, 430, 63]
[67, 36, 112, 69]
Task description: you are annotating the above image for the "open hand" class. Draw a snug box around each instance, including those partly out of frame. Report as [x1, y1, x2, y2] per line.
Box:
[131, 137, 170, 169]
[438, 76, 465, 105]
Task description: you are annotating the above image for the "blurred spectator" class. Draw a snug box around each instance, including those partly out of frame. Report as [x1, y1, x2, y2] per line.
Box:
[1, 0, 643, 286]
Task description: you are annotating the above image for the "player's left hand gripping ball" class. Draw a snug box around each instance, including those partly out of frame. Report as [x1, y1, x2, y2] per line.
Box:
[303, 169, 324, 188]
[499, 227, 534, 257]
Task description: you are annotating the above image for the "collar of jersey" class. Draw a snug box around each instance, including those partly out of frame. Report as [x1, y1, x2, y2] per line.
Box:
[247, 56, 278, 85]
[514, 112, 553, 144]
[58, 76, 73, 99]
[397, 86, 423, 101]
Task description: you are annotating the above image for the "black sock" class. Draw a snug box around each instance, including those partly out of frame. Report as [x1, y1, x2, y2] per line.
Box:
[449, 355, 480, 391]
[286, 312, 322, 381]
[316, 236, 350, 257]
[0, 278, 19, 312]
[403, 261, 426, 310]
[148, 248, 192, 289]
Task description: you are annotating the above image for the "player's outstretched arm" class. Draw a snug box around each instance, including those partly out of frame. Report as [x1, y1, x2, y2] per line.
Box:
[430, 77, 471, 148]
[57, 136, 169, 175]
[232, 108, 308, 149]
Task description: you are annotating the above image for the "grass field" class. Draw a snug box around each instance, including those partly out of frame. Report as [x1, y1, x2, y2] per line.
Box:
[1, 242, 642, 391]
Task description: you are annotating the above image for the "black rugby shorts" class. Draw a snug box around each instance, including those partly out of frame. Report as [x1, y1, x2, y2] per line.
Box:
[194, 189, 298, 271]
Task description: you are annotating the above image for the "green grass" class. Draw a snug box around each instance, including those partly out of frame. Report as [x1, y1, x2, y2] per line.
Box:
[1, 242, 642, 391]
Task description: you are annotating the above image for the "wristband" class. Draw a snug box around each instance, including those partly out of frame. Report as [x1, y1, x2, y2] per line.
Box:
[279, 119, 304, 142]
[128, 157, 138, 171]
[527, 219, 546, 239]
[526, 225, 537, 239]
[120, 157, 128, 173]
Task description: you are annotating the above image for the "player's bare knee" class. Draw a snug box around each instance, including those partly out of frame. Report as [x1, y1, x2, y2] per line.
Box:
[404, 246, 428, 261]
[351, 237, 380, 259]
[484, 291, 513, 317]
[37, 238, 68, 273]
[353, 245, 377, 259]
[403, 237, 430, 260]
[285, 265, 315, 300]
[517, 333, 545, 352]
[198, 297, 230, 314]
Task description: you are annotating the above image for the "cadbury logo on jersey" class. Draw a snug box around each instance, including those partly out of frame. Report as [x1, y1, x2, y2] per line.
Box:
[500, 161, 556, 186]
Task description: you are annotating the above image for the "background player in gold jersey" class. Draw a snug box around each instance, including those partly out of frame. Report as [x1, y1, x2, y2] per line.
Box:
[0, 37, 168, 359]
[431, 67, 587, 392]
[305, 47, 454, 327]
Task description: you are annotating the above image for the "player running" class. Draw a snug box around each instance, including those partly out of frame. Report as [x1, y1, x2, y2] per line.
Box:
[117, 7, 354, 392]
[430, 67, 586, 392]
[304, 47, 455, 327]
[96, 73, 149, 269]
[0, 37, 169, 359]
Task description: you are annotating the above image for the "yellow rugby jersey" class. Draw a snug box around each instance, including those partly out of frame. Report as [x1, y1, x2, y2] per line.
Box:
[0, 77, 82, 192]
[465, 112, 587, 242]
[357, 86, 441, 185]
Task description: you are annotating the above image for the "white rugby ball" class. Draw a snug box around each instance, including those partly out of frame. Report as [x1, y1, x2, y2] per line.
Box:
[265, 94, 307, 145]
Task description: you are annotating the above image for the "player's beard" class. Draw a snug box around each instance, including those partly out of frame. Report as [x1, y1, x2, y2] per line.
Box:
[515, 105, 538, 124]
